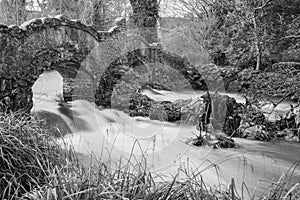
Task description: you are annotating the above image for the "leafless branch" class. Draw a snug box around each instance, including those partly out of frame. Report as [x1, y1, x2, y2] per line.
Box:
[255, 0, 274, 11]
[280, 35, 300, 40]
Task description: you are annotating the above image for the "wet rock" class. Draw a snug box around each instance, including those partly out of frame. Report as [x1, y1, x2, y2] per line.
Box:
[129, 92, 181, 122]
[201, 93, 243, 136]
[175, 98, 206, 125]
[274, 110, 298, 132]
[283, 129, 299, 142]
[236, 124, 272, 141]
[212, 135, 237, 149]
[149, 104, 168, 121]
[141, 82, 171, 91]
[273, 111, 300, 142]
[190, 134, 238, 149]
[157, 101, 181, 121]
[129, 92, 154, 117]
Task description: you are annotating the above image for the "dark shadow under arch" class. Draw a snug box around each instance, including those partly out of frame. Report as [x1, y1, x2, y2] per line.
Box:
[95, 47, 208, 108]
[0, 15, 207, 113]
[0, 16, 104, 112]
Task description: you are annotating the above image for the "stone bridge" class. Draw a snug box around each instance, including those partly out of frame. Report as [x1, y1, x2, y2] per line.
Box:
[0, 15, 206, 112]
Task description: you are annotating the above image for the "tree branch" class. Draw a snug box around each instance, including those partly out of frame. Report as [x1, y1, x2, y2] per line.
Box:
[280, 35, 300, 40]
[255, 0, 274, 11]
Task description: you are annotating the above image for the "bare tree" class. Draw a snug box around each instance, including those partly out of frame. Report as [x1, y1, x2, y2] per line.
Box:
[0, 0, 128, 29]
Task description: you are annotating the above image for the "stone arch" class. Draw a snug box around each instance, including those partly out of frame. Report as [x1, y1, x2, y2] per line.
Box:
[0, 15, 118, 112]
[31, 70, 64, 104]
[95, 47, 208, 108]
[0, 15, 207, 113]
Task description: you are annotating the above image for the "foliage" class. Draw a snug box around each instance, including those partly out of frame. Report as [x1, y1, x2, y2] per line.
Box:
[260, 163, 300, 200]
[176, 0, 300, 70]
[241, 62, 300, 102]
[160, 22, 212, 67]
[129, 0, 159, 28]
[0, 0, 128, 28]
[0, 111, 75, 199]
[236, 62, 300, 141]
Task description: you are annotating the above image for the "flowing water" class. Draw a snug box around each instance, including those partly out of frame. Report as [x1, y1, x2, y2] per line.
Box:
[141, 88, 300, 122]
[31, 71, 300, 199]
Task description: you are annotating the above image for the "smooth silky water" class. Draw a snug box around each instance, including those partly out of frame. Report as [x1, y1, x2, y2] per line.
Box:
[31, 71, 300, 199]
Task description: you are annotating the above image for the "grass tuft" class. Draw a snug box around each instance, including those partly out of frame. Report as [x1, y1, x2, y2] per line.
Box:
[0, 111, 76, 199]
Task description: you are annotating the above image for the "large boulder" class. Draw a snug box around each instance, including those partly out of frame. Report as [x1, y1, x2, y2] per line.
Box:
[234, 106, 277, 141]
[128, 92, 181, 122]
[129, 92, 154, 117]
[236, 124, 271, 141]
[141, 82, 171, 91]
[129, 92, 243, 133]
[148, 104, 168, 121]
[155, 101, 181, 121]
[201, 93, 243, 136]
[175, 98, 206, 125]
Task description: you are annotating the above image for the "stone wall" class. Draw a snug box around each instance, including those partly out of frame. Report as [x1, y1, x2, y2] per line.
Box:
[0, 15, 231, 113]
[95, 48, 208, 108]
[0, 15, 112, 112]
[201, 93, 243, 135]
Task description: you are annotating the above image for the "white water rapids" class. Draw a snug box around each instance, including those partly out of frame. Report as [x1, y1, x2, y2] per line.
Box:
[31, 71, 300, 199]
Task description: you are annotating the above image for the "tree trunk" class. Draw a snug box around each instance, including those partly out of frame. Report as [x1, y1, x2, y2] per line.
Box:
[253, 13, 261, 71]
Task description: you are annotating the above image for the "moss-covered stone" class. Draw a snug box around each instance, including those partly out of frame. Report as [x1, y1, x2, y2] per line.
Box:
[0, 15, 105, 112]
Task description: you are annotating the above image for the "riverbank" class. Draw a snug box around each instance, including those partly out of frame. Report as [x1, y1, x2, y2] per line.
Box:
[29, 97, 300, 199]
[141, 88, 300, 121]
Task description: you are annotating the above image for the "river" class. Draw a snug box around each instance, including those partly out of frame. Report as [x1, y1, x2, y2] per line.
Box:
[31, 71, 300, 199]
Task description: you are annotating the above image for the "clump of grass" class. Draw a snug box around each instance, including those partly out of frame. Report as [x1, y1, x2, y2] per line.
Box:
[0, 110, 76, 199]
[21, 155, 238, 200]
[257, 162, 300, 200]
[22, 156, 155, 200]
